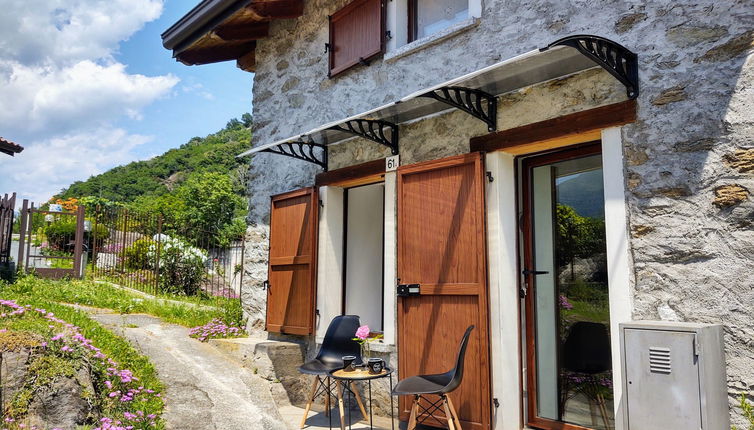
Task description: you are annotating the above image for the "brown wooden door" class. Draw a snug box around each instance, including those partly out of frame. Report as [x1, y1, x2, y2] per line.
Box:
[266, 187, 318, 335]
[396, 153, 492, 430]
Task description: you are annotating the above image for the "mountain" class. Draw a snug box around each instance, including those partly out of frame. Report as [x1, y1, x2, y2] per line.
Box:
[57, 116, 252, 202]
[556, 169, 605, 218]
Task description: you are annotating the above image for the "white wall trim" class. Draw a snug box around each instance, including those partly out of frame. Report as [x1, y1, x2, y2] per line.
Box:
[601, 127, 634, 430]
[316, 185, 345, 342]
[485, 152, 522, 430]
[383, 172, 398, 345]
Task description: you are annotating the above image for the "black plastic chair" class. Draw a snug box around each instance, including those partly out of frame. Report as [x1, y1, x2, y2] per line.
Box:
[298, 315, 367, 428]
[560, 321, 613, 430]
[392, 325, 474, 430]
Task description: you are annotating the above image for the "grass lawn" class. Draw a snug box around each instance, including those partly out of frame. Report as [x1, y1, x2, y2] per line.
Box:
[3, 276, 245, 328]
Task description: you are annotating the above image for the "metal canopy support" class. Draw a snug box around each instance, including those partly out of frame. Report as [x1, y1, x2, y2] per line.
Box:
[545, 35, 639, 99]
[329, 119, 399, 155]
[261, 141, 328, 171]
[420, 86, 497, 132]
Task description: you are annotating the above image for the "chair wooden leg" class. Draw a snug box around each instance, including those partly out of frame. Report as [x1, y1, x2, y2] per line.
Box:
[299, 376, 320, 429]
[336, 381, 346, 430]
[325, 377, 331, 417]
[597, 393, 611, 430]
[407, 395, 419, 430]
[351, 384, 369, 421]
[447, 395, 463, 430]
[443, 396, 457, 430]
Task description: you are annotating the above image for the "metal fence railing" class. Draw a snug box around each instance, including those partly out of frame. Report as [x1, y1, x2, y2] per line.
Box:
[0, 193, 15, 266]
[89, 206, 245, 300]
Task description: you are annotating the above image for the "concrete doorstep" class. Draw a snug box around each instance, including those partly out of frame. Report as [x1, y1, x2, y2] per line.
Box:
[208, 337, 400, 429]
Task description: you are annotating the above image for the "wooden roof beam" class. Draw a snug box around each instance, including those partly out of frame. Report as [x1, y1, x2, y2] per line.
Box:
[177, 41, 256, 65]
[214, 22, 269, 42]
[246, 0, 304, 20]
[236, 50, 256, 72]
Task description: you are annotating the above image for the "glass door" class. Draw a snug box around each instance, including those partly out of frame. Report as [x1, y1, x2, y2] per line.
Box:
[521, 143, 614, 430]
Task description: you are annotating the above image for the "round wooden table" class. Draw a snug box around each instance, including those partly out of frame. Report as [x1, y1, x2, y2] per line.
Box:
[328, 366, 395, 430]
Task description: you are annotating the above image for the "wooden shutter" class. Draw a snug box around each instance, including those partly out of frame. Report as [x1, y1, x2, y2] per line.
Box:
[328, 0, 385, 77]
[265, 187, 319, 335]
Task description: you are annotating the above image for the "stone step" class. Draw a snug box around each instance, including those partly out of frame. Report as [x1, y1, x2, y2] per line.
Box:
[208, 337, 309, 407]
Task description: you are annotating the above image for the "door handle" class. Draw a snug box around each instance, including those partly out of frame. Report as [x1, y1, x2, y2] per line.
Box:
[521, 269, 549, 276]
[262, 280, 269, 290]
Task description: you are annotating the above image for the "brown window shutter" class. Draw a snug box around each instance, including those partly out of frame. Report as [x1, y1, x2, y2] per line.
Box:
[329, 0, 385, 77]
[265, 187, 319, 335]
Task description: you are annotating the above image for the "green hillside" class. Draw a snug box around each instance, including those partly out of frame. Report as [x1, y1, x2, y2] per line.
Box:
[57, 115, 252, 202]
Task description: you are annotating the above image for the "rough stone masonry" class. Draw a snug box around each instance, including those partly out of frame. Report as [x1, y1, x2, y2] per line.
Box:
[240, 0, 754, 425]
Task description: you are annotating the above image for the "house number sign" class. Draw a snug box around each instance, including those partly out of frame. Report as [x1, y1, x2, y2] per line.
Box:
[386, 155, 399, 172]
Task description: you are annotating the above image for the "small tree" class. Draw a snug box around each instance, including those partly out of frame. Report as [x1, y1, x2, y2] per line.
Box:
[174, 172, 246, 247]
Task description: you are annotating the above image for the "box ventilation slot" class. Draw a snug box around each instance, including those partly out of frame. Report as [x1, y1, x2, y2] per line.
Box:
[649, 346, 672, 374]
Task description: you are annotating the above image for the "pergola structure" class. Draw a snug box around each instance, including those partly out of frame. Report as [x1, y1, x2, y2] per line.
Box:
[0, 137, 23, 156]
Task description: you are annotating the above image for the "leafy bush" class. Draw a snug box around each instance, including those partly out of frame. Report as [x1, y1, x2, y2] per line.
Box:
[124, 238, 156, 270]
[44, 221, 76, 250]
[45, 220, 109, 252]
[148, 235, 207, 296]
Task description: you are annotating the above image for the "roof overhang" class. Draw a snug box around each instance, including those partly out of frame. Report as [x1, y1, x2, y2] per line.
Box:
[239, 35, 639, 170]
[161, 0, 304, 72]
[0, 137, 24, 156]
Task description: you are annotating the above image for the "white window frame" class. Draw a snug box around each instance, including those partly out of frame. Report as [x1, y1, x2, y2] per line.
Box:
[385, 0, 482, 60]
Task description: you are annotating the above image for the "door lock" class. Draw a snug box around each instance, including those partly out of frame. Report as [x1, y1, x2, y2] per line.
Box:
[397, 284, 420, 297]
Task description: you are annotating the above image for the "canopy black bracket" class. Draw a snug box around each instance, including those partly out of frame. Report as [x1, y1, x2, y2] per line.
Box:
[420, 86, 497, 132]
[329, 119, 399, 155]
[261, 141, 328, 171]
[545, 35, 639, 99]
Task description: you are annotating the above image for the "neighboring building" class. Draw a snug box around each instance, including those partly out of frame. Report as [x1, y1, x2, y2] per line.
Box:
[0, 137, 23, 156]
[163, 1, 753, 429]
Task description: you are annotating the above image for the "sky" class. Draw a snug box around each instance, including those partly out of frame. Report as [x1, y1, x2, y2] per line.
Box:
[0, 0, 254, 204]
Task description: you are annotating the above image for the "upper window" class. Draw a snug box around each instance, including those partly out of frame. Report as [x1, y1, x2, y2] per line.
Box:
[409, 0, 469, 41]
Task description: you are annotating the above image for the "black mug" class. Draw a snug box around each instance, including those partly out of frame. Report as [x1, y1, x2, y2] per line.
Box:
[367, 358, 384, 374]
[342, 355, 357, 372]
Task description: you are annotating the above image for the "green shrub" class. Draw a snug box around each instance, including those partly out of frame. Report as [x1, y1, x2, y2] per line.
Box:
[125, 238, 156, 269]
[45, 220, 109, 251]
[44, 221, 76, 250]
[148, 235, 207, 296]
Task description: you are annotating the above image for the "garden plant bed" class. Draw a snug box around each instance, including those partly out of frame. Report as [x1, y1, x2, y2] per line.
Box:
[0, 298, 164, 429]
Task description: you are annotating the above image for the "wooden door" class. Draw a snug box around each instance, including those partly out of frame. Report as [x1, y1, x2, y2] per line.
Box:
[397, 153, 491, 430]
[266, 187, 318, 335]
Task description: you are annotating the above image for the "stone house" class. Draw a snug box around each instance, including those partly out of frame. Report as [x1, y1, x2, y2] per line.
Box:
[163, 1, 753, 429]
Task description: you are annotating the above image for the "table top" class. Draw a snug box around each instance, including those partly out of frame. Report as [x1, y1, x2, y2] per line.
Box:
[330, 366, 394, 381]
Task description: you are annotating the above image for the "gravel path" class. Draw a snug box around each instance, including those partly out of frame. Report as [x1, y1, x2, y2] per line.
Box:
[81, 308, 287, 430]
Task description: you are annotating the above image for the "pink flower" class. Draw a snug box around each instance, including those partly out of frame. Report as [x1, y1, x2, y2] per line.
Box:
[355, 325, 370, 340]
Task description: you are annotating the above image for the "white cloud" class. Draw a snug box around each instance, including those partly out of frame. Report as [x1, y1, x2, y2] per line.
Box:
[0, 60, 178, 139]
[0, 0, 179, 202]
[0, 128, 153, 203]
[0, 0, 163, 66]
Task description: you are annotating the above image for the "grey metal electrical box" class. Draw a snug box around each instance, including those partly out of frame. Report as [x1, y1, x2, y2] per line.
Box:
[620, 321, 730, 430]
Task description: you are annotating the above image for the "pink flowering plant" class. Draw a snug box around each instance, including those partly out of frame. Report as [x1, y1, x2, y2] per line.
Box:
[352, 325, 383, 359]
[188, 318, 245, 342]
[0, 298, 164, 430]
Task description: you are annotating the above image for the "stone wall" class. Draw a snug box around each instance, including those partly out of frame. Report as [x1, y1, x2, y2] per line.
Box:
[243, 0, 754, 425]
